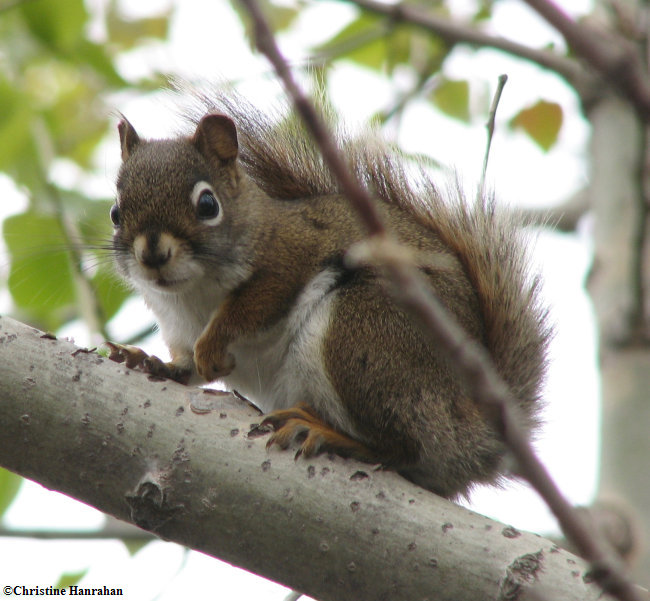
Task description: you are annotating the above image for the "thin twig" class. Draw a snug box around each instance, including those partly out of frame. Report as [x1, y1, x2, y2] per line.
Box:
[478, 74, 508, 202]
[379, 62, 440, 126]
[240, 0, 386, 237]
[349, 235, 644, 601]
[237, 2, 645, 600]
[521, 0, 650, 120]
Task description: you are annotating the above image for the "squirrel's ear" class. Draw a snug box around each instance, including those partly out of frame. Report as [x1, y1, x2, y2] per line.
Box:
[193, 113, 238, 164]
[118, 117, 140, 161]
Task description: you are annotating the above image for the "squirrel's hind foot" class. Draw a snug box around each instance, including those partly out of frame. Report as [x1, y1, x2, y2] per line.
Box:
[104, 342, 192, 384]
[258, 403, 376, 462]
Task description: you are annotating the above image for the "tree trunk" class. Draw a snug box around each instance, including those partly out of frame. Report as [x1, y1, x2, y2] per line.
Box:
[588, 91, 650, 583]
[0, 315, 627, 601]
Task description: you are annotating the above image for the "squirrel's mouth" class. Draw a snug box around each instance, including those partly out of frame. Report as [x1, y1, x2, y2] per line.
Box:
[131, 260, 201, 292]
[153, 277, 190, 289]
[135, 272, 190, 291]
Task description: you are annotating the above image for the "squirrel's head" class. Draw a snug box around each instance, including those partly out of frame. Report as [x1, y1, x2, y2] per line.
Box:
[112, 113, 251, 295]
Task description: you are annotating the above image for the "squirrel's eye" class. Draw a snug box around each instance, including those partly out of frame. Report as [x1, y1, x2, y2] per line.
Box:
[191, 181, 223, 226]
[110, 204, 120, 227]
[197, 190, 219, 219]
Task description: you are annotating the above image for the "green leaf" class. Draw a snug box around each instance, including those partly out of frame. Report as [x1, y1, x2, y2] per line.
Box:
[93, 267, 131, 323]
[314, 13, 390, 70]
[431, 78, 470, 122]
[19, 0, 87, 53]
[76, 199, 115, 244]
[0, 76, 34, 178]
[473, 0, 494, 22]
[74, 40, 128, 88]
[55, 570, 88, 589]
[0, 468, 22, 519]
[123, 539, 151, 556]
[3, 212, 76, 328]
[229, 0, 299, 43]
[41, 82, 110, 167]
[46, 194, 131, 325]
[315, 14, 450, 75]
[509, 100, 563, 151]
[106, 2, 172, 51]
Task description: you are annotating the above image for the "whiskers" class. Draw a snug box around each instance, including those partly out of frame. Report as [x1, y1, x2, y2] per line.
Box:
[2, 226, 132, 336]
[3, 235, 121, 278]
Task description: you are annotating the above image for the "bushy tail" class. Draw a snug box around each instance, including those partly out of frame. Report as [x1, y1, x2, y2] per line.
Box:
[348, 145, 551, 425]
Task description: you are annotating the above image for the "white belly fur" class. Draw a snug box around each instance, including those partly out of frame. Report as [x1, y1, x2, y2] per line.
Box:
[221, 268, 358, 437]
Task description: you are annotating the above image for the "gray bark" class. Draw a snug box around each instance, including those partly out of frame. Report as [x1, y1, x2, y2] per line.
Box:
[0, 315, 633, 600]
[588, 92, 650, 584]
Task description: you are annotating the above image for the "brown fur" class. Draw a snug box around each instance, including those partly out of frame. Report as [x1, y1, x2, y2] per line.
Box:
[112, 93, 551, 498]
[187, 90, 550, 418]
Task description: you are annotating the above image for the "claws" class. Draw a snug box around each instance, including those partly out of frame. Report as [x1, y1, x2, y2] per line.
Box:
[254, 404, 376, 462]
[104, 342, 192, 384]
[105, 342, 148, 369]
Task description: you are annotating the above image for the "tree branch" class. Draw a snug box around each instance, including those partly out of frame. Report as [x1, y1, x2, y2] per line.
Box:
[339, 0, 594, 93]
[521, 0, 650, 120]
[236, 2, 645, 600]
[240, 1, 388, 237]
[0, 315, 633, 601]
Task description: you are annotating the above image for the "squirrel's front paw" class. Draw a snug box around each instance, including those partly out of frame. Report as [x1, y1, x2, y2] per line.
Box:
[105, 342, 149, 369]
[193, 338, 235, 381]
[104, 342, 192, 384]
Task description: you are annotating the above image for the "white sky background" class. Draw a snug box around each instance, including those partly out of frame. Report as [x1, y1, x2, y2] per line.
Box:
[0, 0, 599, 599]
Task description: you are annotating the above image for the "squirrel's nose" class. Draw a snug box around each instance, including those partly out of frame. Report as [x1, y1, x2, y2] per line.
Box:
[133, 232, 176, 269]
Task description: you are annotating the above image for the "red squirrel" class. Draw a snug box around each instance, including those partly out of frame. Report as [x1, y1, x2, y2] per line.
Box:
[108, 96, 549, 498]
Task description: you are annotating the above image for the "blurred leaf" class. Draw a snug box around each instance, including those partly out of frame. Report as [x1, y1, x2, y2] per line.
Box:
[473, 0, 494, 22]
[407, 28, 449, 74]
[55, 570, 88, 589]
[19, 0, 87, 53]
[263, 0, 301, 32]
[53, 195, 131, 324]
[0, 0, 174, 336]
[431, 78, 470, 122]
[3, 212, 75, 329]
[316, 13, 389, 70]
[509, 100, 563, 151]
[106, 1, 172, 51]
[0, 76, 34, 177]
[123, 539, 151, 556]
[316, 13, 450, 75]
[0, 468, 22, 519]
[93, 267, 131, 323]
[76, 199, 115, 244]
[74, 40, 128, 88]
[43, 89, 109, 167]
[230, 0, 299, 43]
[19, 59, 110, 167]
